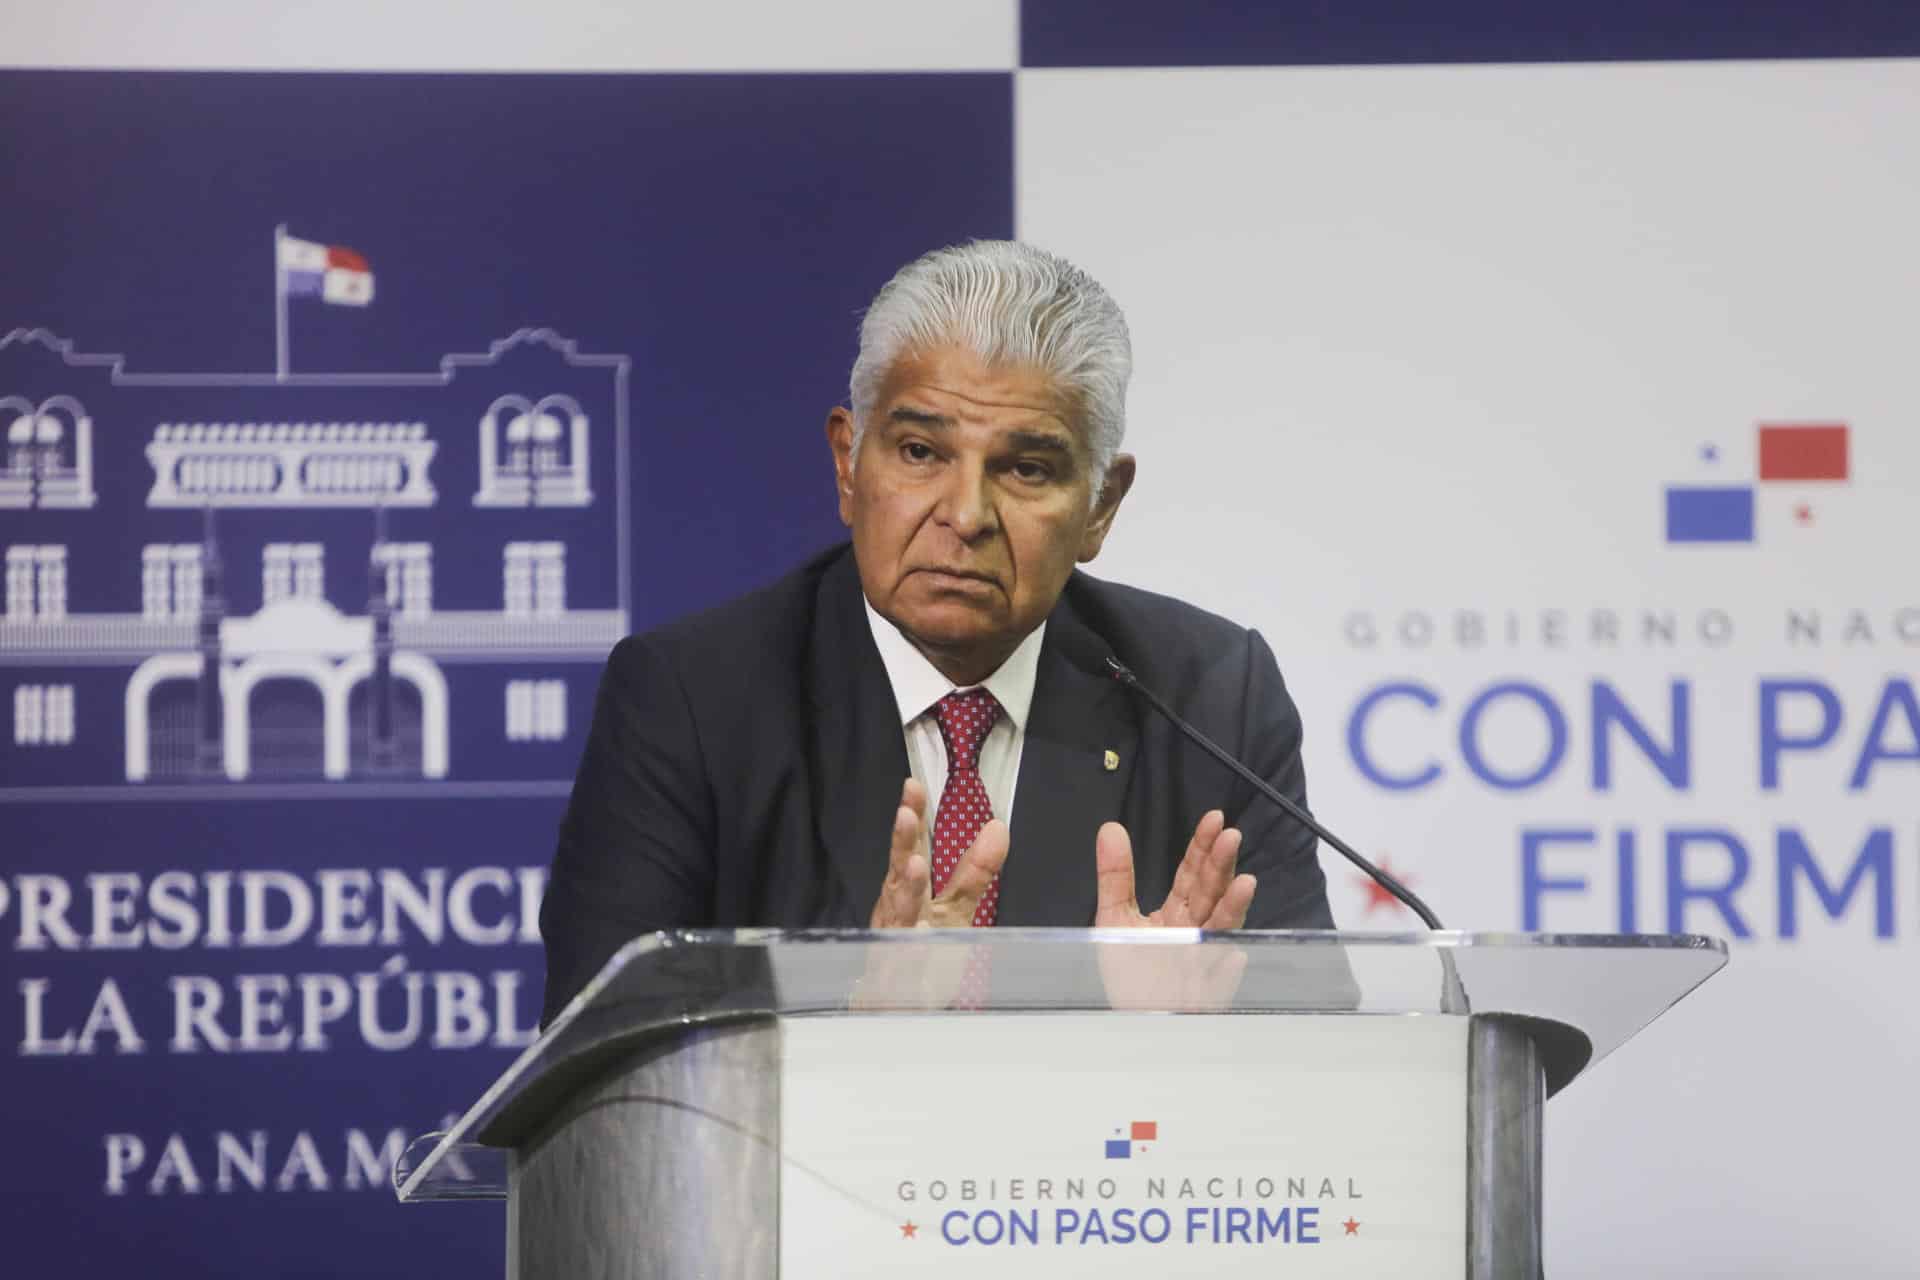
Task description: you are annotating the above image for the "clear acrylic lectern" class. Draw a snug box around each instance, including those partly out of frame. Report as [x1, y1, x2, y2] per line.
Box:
[396, 929, 1725, 1280]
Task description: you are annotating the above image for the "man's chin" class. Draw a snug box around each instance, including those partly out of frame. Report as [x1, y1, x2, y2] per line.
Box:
[890, 604, 1007, 655]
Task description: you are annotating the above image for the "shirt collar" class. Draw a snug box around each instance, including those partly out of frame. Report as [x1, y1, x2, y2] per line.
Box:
[863, 597, 1045, 732]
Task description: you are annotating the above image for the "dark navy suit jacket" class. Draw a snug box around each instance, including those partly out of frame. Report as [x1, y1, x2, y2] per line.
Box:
[539, 545, 1335, 1021]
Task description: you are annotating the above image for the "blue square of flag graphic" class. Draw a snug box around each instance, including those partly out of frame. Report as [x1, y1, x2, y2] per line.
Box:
[1665, 486, 1754, 543]
[1105, 1139, 1131, 1159]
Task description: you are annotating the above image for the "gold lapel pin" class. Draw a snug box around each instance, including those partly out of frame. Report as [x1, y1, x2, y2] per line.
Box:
[1103, 749, 1120, 772]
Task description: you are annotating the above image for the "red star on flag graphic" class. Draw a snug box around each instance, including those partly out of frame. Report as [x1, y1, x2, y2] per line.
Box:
[900, 1221, 918, 1239]
[1343, 1218, 1360, 1236]
[1355, 857, 1412, 916]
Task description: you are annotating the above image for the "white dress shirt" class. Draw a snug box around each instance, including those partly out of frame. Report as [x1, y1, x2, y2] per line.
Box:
[863, 599, 1045, 834]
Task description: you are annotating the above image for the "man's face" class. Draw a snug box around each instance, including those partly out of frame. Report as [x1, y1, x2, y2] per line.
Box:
[828, 344, 1134, 683]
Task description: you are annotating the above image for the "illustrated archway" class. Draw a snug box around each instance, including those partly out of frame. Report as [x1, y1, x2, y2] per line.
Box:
[245, 676, 327, 778]
[125, 653, 206, 782]
[225, 655, 345, 780]
[335, 652, 450, 779]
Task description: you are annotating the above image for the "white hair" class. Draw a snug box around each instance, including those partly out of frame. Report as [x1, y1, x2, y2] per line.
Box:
[849, 240, 1131, 494]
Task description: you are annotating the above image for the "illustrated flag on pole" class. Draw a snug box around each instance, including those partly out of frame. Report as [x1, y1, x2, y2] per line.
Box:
[279, 235, 375, 306]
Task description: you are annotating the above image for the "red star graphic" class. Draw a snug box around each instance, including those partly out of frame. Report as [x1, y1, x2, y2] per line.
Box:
[900, 1221, 918, 1239]
[1795, 503, 1813, 524]
[1355, 857, 1412, 915]
[1343, 1217, 1360, 1236]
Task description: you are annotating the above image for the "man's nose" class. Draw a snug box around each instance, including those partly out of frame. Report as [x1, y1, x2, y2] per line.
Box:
[935, 460, 997, 541]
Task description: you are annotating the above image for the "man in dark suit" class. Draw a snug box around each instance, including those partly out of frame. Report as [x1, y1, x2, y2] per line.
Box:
[540, 242, 1334, 1021]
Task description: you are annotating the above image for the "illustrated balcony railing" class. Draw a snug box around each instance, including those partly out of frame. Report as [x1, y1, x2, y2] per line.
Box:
[392, 609, 626, 654]
[0, 610, 625, 658]
[145, 423, 437, 508]
[0, 615, 195, 654]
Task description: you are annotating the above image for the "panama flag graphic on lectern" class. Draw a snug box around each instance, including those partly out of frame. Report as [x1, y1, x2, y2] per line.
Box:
[278, 232, 375, 306]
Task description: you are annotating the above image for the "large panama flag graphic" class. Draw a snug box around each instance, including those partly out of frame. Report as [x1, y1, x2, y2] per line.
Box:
[1664, 423, 1852, 544]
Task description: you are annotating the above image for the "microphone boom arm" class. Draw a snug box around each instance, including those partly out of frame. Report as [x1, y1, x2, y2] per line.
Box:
[1104, 656, 1447, 931]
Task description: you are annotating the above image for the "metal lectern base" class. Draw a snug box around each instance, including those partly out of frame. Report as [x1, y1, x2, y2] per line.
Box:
[511, 1019, 782, 1280]
[508, 1013, 1549, 1280]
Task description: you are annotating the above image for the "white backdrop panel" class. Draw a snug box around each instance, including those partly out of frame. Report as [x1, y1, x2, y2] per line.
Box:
[0, 0, 1017, 72]
[1020, 59, 1920, 1277]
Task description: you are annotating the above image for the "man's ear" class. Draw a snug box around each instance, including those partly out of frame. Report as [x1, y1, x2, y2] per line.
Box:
[1078, 453, 1136, 562]
[826, 407, 857, 527]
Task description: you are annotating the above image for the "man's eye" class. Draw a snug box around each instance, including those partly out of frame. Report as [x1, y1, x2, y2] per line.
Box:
[1011, 460, 1053, 483]
[900, 441, 936, 463]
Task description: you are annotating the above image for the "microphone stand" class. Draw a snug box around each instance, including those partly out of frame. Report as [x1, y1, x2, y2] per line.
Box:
[1103, 655, 1471, 1016]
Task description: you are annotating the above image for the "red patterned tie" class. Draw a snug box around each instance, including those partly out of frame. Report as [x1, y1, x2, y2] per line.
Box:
[929, 688, 1003, 926]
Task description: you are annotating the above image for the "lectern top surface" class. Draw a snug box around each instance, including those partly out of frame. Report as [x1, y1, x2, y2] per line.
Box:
[395, 928, 1725, 1202]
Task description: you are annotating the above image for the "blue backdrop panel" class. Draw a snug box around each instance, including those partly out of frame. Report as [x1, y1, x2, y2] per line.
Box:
[1021, 0, 1920, 67]
[0, 69, 1014, 623]
[5, 797, 554, 1275]
[0, 68, 1011, 1276]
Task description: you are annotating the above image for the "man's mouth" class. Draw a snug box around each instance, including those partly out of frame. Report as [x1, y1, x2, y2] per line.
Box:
[914, 567, 999, 587]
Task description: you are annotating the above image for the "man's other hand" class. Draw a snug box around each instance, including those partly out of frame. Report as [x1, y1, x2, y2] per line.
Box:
[1094, 809, 1255, 929]
[868, 778, 1009, 928]
[1093, 810, 1253, 1011]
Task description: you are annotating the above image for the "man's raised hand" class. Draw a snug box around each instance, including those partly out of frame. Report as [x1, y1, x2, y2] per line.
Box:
[1092, 810, 1254, 1011]
[1094, 809, 1255, 929]
[868, 778, 1009, 928]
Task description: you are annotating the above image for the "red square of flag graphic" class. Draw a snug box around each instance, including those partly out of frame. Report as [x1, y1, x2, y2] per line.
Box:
[1757, 424, 1848, 481]
[1131, 1121, 1157, 1142]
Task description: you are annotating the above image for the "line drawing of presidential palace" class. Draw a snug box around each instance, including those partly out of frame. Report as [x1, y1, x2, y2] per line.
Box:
[0, 326, 630, 795]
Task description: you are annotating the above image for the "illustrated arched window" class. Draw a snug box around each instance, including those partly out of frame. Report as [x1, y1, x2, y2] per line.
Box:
[0, 395, 97, 509]
[474, 393, 591, 508]
[3, 397, 33, 476]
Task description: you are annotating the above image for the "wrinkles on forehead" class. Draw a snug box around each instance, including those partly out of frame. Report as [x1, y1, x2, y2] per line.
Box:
[875, 346, 1089, 460]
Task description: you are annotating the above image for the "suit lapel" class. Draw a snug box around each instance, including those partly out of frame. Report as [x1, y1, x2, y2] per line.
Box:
[997, 610, 1140, 926]
[807, 551, 910, 923]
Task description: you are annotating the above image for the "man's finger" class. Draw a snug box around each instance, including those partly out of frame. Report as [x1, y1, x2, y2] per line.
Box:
[935, 819, 1009, 921]
[887, 853, 932, 927]
[1184, 824, 1243, 925]
[871, 796, 929, 927]
[1162, 809, 1225, 925]
[1094, 822, 1142, 926]
[886, 783, 925, 877]
[1200, 873, 1257, 931]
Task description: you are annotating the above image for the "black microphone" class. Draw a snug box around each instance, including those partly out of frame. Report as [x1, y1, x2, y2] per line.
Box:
[1055, 622, 1446, 930]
